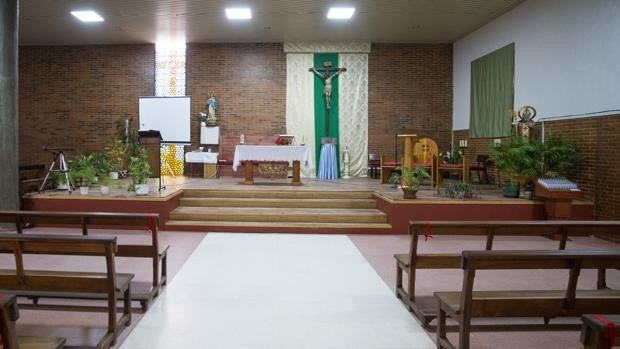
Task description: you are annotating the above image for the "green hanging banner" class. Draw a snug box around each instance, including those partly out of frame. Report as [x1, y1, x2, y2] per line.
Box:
[313, 53, 340, 177]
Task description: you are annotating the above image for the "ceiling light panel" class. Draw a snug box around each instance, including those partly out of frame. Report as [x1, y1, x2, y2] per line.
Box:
[70, 10, 104, 22]
[226, 8, 252, 20]
[327, 7, 355, 20]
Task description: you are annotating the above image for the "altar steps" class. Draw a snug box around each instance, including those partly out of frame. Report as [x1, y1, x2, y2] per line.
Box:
[166, 189, 392, 234]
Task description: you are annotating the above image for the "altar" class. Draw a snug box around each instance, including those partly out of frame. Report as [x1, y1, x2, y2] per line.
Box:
[232, 145, 311, 185]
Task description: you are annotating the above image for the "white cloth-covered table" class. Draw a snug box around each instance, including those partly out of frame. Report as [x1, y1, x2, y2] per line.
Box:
[185, 152, 218, 164]
[233, 145, 311, 185]
[232, 145, 311, 171]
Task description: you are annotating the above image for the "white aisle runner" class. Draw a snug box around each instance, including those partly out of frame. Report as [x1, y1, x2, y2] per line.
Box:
[120, 234, 435, 349]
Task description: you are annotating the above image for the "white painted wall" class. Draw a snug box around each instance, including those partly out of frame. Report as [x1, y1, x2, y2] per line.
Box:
[453, 0, 620, 130]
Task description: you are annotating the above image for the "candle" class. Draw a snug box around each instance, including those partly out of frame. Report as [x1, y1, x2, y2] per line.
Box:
[125, 119, 129, 138]
[240, 134, 245, 144]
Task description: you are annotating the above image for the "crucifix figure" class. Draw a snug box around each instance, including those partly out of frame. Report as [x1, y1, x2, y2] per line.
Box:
[309, 61, 346, 141]
[309, 61, 346, 111]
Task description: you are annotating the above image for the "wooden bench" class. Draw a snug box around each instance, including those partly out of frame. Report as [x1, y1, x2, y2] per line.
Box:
[580, 314, 620, 349]
[0, 210, 168, 311]
[435, 250, 620, 349]
[0, 233, 133, 349]
[0, 293, 66, 349]
[394, 220, 620, 327]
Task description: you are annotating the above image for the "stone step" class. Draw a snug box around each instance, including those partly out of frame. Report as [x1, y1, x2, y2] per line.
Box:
[179, 197, 377, 209]
[165, 220, 393, 233]
[181, 189, 373, 200]
[168, 206, 387, 224]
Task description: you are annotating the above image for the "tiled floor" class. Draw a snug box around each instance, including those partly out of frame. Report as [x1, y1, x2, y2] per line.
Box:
[120, 233, 436, 349]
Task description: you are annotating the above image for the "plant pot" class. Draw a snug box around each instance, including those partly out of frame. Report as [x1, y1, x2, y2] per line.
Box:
[100, 185, 110, 195]
[110, 172, 119, 180]
[401, 186, 418, 199]
[79, 186, 89, 195]
[524, 190, 534, 200]
[501, 182, 520, 198]
[135, 183, 149, 196]
[57, 183, 70, 190]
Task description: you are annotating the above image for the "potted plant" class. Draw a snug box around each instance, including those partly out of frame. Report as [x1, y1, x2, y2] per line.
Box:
[128, 148, 151, 195]
[98, 172, 112, 195]
[388, 172, 401, 189]
[106, 139, 125, 179]
[53, 171, 70, 190]
[69, 154, 95, 195]
[395, 166, 431, 199]
[489, 135, 581, 198]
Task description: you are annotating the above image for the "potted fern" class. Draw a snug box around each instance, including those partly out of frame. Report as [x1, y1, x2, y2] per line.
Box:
[69, 154, 95, 195]
[490, 136, 581, 198]
[395, 166, 431, 199]
[128, 148, 151, 195]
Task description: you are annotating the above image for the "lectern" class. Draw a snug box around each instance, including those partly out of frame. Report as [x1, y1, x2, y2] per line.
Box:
[138, 130, 164, 191]
[535, 178, 583, 219]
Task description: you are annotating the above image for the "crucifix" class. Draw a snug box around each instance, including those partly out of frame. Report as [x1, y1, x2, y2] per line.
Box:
[309, 61, 346, 144]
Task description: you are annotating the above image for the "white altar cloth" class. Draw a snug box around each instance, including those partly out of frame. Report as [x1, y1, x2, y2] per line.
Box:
[185, 152, 218, 164]
[232, 145, 311, 171]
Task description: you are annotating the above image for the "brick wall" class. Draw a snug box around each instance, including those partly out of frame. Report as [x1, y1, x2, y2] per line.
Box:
[368, 44, 453, 161]
[19, 45, 155, 166]
[186, 43, 287, 149]
[457, 113, 620, 219]
[18, 43, 454, 173]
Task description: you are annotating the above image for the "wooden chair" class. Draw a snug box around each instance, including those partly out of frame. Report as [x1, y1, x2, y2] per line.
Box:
[468, 154, 489, 184]
[434, 154, 469, 187]
[0, 293, 66, 349]
[380, 155, 401, 184]
[435, 250, 620, 349]
[368, 153, 380, 179]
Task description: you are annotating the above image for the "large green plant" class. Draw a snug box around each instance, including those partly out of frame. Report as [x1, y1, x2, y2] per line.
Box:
[489, 136, 581, 182]
[69, 154, 96, 187]
[395, 166, 431, 188]
[128, 148, 151, 187]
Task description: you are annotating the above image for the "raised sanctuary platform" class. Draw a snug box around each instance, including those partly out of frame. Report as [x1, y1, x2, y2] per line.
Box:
[22, 176, 594, 234]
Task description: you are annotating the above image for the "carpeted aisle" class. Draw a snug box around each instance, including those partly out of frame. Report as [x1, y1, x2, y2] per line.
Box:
[120, 233, 435, 349]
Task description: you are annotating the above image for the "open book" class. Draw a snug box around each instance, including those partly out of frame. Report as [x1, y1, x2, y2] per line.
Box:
[275, 134, 295, 146]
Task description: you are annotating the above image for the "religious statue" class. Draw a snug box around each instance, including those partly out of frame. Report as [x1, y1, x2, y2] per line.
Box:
[309, 62, 346, 111]
[517, 105, 536, 140]
[206, 93, 218, 125]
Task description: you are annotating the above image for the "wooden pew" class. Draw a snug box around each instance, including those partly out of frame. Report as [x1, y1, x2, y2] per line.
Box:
[0, 233, 133, 349]
[0, 293, 66, 349]
[435, 250, 620, 349]
[0, 210, 168, 311]
[394, 220, 620, 327]
[580, 314, 620, 349]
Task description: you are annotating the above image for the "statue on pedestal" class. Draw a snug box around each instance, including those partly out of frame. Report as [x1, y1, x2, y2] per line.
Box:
[206, 93, 218, 126]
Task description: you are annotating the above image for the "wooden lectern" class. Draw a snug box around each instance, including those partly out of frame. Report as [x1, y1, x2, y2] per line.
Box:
[397, 134, 418, 169]
[138, 130, 163, 190]
[535, 178, 583, 219]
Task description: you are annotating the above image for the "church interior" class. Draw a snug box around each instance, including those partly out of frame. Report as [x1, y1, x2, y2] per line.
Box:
[0, 0, 619, 348]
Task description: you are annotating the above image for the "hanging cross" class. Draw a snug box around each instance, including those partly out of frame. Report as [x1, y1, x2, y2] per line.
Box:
[309, 61, 346, 139]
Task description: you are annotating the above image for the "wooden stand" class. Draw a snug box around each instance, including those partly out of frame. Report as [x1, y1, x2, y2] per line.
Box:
[397, 134, 418, 169]
[139, 130, 163, 191]
[535, 181, 583, 219]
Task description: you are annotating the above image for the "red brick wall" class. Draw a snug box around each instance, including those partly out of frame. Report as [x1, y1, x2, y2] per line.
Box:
[18, 43, 454, 173]
[19, 45, 155, 166]
[186, 43, 287, 149]
[368, 44, 453, 161]
[457, 113, 620, 219]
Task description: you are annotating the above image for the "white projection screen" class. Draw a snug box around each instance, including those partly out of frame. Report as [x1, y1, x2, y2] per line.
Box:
[139, 96, 191, 144]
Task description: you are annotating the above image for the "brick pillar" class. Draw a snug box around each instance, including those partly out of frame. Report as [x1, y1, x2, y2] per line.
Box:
[0, 0, 19, 210]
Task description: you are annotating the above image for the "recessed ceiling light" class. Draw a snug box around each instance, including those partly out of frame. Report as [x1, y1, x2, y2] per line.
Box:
[226, 8, 252, 20]
[70, 10, 104, 23]
[327, 7, 355, 20]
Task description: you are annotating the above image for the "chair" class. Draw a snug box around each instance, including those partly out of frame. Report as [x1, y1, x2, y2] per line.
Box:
[368, 153, 380, 179]
[380, 155, 401, 184]
[468, 154, 489, 183]
[434, 153, 469, 187]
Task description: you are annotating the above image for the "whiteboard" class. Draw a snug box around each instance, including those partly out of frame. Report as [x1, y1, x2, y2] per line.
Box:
[139, 96, 191, 144]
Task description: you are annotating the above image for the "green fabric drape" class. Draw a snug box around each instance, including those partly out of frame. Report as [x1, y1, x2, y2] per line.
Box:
[313, 53, 340, 176]
[470, 43, 515, 138]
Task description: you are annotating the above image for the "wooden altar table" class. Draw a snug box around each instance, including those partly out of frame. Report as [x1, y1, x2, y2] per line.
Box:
[232, 145, 311, 185]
